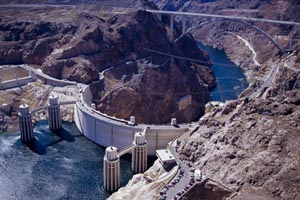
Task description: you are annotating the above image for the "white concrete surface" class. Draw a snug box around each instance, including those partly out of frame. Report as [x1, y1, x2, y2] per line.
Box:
[74, 85, 190, 156]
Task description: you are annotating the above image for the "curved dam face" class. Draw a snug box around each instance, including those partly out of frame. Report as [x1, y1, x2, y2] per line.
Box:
[74, 85, 190, 155]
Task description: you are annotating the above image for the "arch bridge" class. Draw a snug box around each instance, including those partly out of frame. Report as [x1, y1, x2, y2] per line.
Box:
[146, 9, 300, 54]
[174, 18, 285, 54]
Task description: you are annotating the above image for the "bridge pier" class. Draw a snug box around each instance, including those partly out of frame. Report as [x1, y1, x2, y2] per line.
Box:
[132, 132, 147, 174]
[104, 146, 120, 192]
[157, 13, 161, 21]
[170, 14, 174, 43]
[48, 95, 61, 132]
[19, 104, 34, 143]
[182, 17, 186, 33]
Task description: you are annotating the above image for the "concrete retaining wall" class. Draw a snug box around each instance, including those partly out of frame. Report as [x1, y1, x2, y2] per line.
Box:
[35, 73, 76, 87]
[0, 76, 36, 90]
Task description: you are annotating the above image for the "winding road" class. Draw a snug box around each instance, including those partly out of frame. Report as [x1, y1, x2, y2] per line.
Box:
[226, 32, 261, 67]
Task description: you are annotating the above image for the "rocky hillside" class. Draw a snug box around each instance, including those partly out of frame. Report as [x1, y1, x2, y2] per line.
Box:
[151, 0, 300, 83]
[88, 10, 215, 124]
[179, 87, 300, 199]
[109, 48, 300, 200]
[0, 3, 215, 124]
[167, 1, 300, 199]
[107, 1, 300, 200]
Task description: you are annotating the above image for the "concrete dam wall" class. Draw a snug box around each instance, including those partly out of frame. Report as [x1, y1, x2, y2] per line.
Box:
[74, 85, 190, 155]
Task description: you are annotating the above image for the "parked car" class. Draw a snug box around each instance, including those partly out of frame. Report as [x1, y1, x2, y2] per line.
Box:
[184, 186, 189, 191]
[173, 195, 180, 200]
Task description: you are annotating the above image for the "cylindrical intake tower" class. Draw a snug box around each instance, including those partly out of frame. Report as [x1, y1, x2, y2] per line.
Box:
[103, 146, 120, 192]
[18, 104, 34, 143]
[48, 95, 61, 131]
[132, 131, 148, 174]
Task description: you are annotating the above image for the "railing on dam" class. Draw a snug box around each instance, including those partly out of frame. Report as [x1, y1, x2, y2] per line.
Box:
[31, 101, 76, 114]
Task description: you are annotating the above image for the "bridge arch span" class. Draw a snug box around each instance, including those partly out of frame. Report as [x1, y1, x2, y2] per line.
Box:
[175, 18, 285, 54]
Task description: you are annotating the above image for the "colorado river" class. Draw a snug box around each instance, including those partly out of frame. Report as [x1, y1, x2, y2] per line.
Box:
[198, 43, 249, 101]
[0, 121, 134, 200]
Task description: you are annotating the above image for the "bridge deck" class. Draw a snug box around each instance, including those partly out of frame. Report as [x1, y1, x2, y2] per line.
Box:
[30, 101, 76, 114]
[146, 9, 300, 26]
[118, 144, 135, 157]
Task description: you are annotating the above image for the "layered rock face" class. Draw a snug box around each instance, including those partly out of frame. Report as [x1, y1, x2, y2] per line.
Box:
[0, 10, 99, 84]
[179, 91, 300, 200]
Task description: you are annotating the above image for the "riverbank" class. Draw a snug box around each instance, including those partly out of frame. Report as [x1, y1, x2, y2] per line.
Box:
[197, 42, 249, 102]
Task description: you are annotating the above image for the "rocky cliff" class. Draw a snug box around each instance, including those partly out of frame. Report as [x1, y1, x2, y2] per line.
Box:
[179, 83, 300, 199]
[108, 1, 300, 200]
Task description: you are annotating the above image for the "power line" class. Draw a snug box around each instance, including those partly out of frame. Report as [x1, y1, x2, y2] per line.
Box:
[146, 89, 243, 96]
[144, 48, 239, 67]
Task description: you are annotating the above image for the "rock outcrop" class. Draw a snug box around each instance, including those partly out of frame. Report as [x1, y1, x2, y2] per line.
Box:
[175, 48, 300, 200]
[108, 159, 166, 200]
[178, 90, 300, 200]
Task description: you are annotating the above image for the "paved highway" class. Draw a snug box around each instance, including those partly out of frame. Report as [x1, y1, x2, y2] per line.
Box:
[160, 126, 206, 200]
[1, 4, 300, 26]
[146, 9, 300, 27]
[164, 139, 192, 200]
[247, 60, 281, 99]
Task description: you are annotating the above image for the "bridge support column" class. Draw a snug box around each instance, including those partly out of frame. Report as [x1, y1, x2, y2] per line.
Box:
[132, 132, 147, 174]
[48, 95, 61, 132]
[19, 104, 34, 143]
[170, 14, 174, 43]
[157, 13, 161, 21]
[104, 146, 120, 192]
[182, 17, 186, 33]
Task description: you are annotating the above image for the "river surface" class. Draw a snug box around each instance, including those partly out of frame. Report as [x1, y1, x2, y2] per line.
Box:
[0, 121, 134, 200]
[198, 43, 249, 101]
